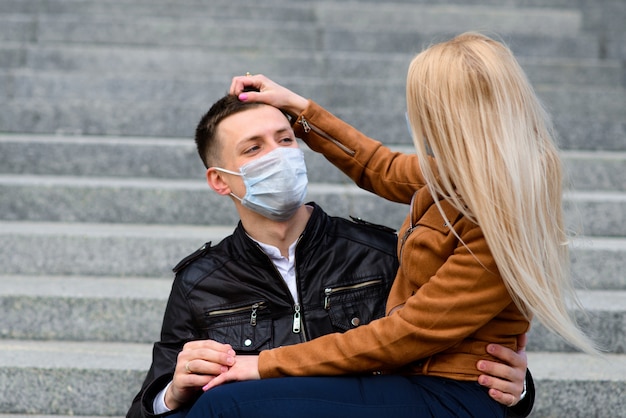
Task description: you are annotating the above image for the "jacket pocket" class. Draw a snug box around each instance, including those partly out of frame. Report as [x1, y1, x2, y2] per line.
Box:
[323, 277, 387, 332]
[201, 301, 272, 353]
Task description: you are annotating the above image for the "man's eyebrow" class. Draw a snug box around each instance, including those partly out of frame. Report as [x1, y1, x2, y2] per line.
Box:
[235, 126, 294, 149]
[275, 127, 294, 136]
[234, 136, 261, 151]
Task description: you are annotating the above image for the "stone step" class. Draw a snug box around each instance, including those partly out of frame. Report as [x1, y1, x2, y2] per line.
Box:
[0, 0, 603, 14]
[1, 174, 624, 236]
[2, 136, 623, 191]
[525, 351, 626, 417]
[564, 150, 626, 192]
[569, 237, 626, 291]
[0, 0, 310, 16]
[0, 416, 112, 418]
[527, 290, 626, 354]
[0, 4, 584, 43]
[0, 20, 601, 60]
[0, 97, 623, 150]
[331, 108, 626, 152]
[0, 1, 584, 36]
[0, 175, 407, 226]
[0, 339, 624, 416]
[0, 275, 168, 343]
[1, 222, 624, 290]
[0, 221, 232, 278]
[2, 275, 623, 352]
[0, 339, 149, 416]
[2, 70, 624, 120]
[2, 42, 621, 87]
[0, 416, 113, 418]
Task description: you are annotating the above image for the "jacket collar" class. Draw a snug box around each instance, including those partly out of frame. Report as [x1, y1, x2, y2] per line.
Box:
[230, 202, 327, 264]
[411, 189, 464, 233]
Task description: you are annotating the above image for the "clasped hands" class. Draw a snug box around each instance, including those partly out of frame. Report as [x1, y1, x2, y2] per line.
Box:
[165, 334, 528, 411]
[164, 340, 259, 410]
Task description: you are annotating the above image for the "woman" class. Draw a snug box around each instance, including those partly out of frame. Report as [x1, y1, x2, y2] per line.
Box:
[189, 32, 598, 418]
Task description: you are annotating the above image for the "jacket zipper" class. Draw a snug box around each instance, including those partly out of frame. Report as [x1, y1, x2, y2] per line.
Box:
[207, 302, 266, 326]
[254, 240, 308, 340]
[298, 116, 356, 157]
[292, 303, 302, 333]
[399, 191, 420, 263]
[324, 279, 383, 310]
[292, 235, 308, 339]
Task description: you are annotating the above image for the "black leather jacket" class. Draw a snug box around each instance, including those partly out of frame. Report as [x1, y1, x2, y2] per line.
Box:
[127, 203, 533, 417]
[127, 203, 398, 417]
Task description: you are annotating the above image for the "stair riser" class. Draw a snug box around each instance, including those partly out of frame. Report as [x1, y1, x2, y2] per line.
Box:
[3, 73, 623, 121]
[2, 45, 622, 87]
[0, 296, 164, 344]
[3, 295, 623, 352]
[0, 182, 623, 236]
[0, 366, 622, 416]
[1, 103, 623, 150]
[528, 312, 626, 354]
[1, 234, 624, 290]
[0, 368, 143, 416]
[529, 380, 625, 418]
[2, 140, 625, 192]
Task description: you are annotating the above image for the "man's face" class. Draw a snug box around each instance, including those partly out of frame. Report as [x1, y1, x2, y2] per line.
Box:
[208, 105, 299, 200]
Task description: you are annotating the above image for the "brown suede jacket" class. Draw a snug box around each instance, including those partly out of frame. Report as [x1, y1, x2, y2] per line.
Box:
[258, 101, 529, 381]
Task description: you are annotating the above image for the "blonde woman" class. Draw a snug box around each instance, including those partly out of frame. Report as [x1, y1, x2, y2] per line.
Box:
[187, 33, 598, 418]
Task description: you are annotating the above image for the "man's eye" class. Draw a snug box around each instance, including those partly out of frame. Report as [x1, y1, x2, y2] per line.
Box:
[243, 145, 260, 154]
[280, 137, 294, 144]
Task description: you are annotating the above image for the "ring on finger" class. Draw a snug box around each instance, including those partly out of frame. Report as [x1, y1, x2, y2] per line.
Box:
[245, 72, 252, 77]
[185, 361, 191, 373]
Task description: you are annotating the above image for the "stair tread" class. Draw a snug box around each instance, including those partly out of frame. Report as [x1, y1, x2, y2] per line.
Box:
[527, 351, 626, 381]
[0, 275, 171, 299]
[1, 275, 622, 307]
[0, 220, 234, 238]
[1, 339, 624, 381]
[0, 339, 151, 370]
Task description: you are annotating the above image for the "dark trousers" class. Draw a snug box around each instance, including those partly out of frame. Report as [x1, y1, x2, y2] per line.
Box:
[183, 375, 506, 418]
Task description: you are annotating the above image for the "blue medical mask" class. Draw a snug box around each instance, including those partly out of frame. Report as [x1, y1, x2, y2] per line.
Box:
[213, 147, 308, 222]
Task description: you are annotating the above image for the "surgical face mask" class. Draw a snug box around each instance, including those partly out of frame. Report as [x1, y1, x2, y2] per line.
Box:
[213, 147, 308, 222]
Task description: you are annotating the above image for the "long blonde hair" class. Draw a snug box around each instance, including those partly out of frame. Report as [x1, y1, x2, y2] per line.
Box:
[406, 32, 599, 354]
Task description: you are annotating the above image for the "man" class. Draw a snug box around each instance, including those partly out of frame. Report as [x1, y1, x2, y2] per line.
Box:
[126, 94, 533, 418]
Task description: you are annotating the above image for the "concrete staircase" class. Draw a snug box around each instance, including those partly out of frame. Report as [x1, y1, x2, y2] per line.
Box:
[0, 0, 624, 416]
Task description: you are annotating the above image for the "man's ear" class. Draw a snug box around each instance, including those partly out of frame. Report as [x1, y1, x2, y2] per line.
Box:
[206, 168, 231, 195]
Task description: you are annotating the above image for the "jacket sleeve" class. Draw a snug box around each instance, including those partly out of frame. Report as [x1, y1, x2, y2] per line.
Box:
[293, 100, 432, 204]
[258, 221, 519, 378]
[126, 277, 199, 418]
[508, 369, 536, 418]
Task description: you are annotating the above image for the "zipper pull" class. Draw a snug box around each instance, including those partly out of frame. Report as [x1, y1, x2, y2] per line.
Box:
[299, 116, 311, 133]
[324, 288, 332, 310]
[292, 303, 301, 333]
[250, 303, 259, 326]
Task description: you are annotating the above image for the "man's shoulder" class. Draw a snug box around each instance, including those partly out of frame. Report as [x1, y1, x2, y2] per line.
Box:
[172, 241, 214, 274]
[172, 234, 236, 279]
[326, 215, 398, 255]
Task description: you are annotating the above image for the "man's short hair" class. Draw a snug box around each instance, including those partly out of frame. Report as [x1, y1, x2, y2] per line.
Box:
[195, 94, 265, 168]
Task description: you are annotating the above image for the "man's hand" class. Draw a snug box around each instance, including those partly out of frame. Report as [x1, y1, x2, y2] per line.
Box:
[477, 333, 528, 407]
[229, 74, 309, 117]
[164, 340, 236, 410]
[203, 355, 260, 391]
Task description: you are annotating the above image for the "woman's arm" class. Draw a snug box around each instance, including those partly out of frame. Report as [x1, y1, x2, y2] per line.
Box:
[230, 75, 428, 204]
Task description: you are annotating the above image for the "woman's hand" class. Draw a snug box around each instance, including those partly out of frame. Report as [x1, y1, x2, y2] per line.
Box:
[477, 333, 528, 407]
[229, 74, 309, 117]
[202, 354, 261, 391]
